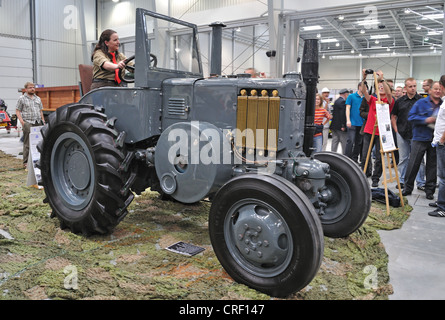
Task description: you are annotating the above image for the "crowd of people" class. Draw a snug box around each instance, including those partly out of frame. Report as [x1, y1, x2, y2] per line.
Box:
[314, 70, 445, 218]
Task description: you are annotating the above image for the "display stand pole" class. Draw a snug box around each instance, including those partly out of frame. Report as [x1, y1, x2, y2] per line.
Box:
[362, 73, 404, 215]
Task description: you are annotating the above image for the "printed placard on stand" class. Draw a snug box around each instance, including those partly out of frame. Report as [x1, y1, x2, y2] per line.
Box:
[372, 104, 404, 215]
[376, 103, 397, 152]
[27, 126, 44, 188]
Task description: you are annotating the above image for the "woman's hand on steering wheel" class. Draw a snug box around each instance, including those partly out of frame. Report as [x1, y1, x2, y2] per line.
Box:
[118, 53, 158, 83]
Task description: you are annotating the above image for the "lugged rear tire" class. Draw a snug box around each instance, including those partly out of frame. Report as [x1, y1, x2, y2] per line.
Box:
[38, 104, 134, 235]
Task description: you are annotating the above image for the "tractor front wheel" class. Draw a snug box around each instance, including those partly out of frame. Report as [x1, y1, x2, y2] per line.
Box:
[314, 152, 371, 238]
[209, 174, 324, 297]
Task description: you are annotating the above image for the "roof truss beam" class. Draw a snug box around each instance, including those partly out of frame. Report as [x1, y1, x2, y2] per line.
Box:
[323, 17, 362, 52]
[389, 9, 414, 51]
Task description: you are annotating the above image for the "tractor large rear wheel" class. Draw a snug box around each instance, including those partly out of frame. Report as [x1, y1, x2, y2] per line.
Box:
[209, 174, 324, 297]
[38, 104, 134, 235]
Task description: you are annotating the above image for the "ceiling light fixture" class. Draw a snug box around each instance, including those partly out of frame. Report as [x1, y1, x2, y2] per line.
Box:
[320, 38, 338, 43]
[302, 25, 323, 31]
[427, 30, 443, 36]
[404, 8, 411, 14]
[338, 15, 345, 20]
[357, 20, 380, 26]
[421, 13, 444, 20]
[370, 34, 390, 39]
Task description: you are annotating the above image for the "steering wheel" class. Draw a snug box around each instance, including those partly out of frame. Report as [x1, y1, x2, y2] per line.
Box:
[118, 53, 158, 83]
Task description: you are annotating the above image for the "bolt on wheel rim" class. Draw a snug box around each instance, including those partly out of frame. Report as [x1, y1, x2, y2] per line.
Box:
[224, 199, 293, 278]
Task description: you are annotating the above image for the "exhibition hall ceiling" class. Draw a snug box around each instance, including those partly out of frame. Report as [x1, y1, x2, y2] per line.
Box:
[100, 0, 444, 58]
[297, 2, 445, 57]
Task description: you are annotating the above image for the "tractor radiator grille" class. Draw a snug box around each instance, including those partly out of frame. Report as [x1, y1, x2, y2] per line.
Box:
[235, 89, 280, 153]
[168, 97, 188, 118]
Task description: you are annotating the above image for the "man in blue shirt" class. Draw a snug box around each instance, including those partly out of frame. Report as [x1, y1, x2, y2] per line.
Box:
[402, 81, 441, 199]
[345, 83, 364, 163]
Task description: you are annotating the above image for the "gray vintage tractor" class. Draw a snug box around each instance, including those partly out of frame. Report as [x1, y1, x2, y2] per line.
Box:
[38, 9, 370, 297]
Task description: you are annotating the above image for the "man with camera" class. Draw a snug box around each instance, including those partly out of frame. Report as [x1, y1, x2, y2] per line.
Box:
[360, 69, 394, 188]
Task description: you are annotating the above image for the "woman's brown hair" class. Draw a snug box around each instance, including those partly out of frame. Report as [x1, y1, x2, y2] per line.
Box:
[91, 29, 118, 61]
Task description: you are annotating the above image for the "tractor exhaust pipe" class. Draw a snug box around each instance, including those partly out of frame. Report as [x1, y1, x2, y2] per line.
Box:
[301, 39, 319, 156]
[209, 22, 226, 76]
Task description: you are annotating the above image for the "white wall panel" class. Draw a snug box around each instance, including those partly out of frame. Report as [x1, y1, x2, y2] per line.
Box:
[413, 56, 442, 83]
[36, 0, 96, 87]
[0, 1, 32, 112]
[0, 35, 33, 114]
[0, 0, 30, 37]
[98, 0, 155, 33]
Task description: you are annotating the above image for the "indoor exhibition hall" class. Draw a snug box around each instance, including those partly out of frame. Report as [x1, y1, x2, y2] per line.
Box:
[0, 0, 444, 305]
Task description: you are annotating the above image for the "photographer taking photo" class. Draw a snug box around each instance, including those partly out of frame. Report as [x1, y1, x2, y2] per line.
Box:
[360, 69, 394, 188]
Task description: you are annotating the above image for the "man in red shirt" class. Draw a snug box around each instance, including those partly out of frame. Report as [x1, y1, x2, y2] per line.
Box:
[360, 69, 395, 187]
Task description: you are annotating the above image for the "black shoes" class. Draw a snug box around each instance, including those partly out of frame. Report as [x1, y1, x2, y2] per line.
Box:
[372, 181, 379, 188]
[428, 209, 445, 217]
[402, 187, 433, 199]
[402, 190, 412, 196]
[417, 186, 425, 191]
[429, 202, 438, 208]
[426, 193, 434, 200]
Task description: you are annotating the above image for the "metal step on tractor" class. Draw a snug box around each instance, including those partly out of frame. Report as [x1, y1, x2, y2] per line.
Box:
[37, 9, 371, 297]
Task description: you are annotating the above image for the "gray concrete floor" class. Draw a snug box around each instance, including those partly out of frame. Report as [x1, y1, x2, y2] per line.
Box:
[0, 127, 22, 160]
[1, 128, 443, 300]
[378, 187, 445, 300]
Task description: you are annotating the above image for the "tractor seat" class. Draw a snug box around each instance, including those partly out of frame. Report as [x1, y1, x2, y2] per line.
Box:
[78, 64, 93, 95]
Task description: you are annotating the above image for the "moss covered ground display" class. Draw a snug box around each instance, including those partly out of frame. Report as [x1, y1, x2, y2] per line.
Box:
[0, 150, 411, 300]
